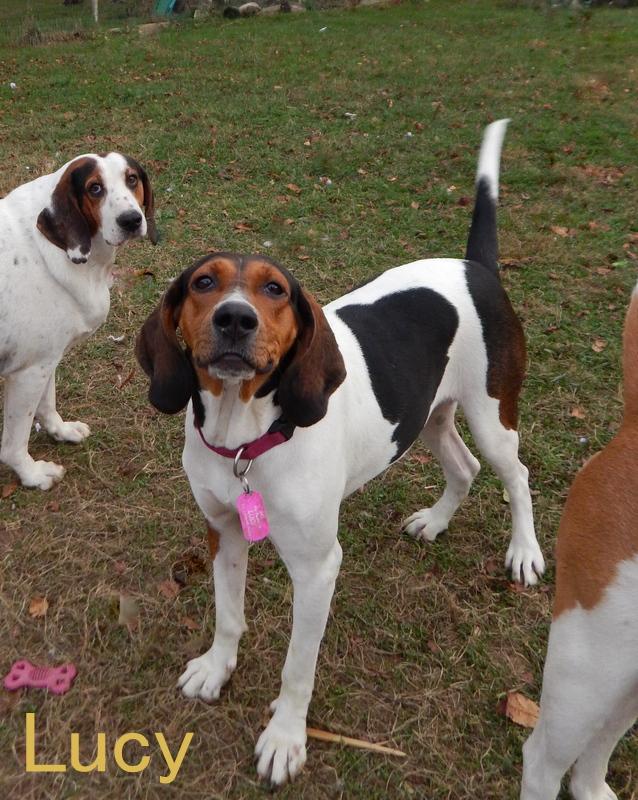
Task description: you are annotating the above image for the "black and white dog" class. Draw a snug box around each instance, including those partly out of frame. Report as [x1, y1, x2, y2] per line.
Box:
[137, 119, 544, 786]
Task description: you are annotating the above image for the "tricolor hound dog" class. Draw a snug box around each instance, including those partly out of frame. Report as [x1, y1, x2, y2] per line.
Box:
[137, 120, 544, 786]
[521, 287, 638, 800]
[0, 153, 157, 489]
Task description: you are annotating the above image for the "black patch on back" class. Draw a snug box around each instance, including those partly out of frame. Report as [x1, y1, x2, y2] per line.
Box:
[336, 289, 459, 461]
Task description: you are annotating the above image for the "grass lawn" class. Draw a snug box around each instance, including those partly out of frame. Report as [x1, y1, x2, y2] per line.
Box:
[0, 1, 637, 797]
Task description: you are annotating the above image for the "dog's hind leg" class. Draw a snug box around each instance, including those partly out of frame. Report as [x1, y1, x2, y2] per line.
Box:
[521, 608, 637, 800]
[1, 364, 65, 489]
[462, 393, 544, 585]
[569, 696, 637, 800]
[403, 401, 480, 542]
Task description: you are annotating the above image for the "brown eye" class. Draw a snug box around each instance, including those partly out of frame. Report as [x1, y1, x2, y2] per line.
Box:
[193, 275, 215, 291]
[88, 182, 103, 197]
[126, 174, 138, 188]
[264, 281, 285, 297]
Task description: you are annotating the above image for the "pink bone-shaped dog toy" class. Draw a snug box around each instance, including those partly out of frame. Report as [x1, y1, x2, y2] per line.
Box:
[3, 660, 77, 695]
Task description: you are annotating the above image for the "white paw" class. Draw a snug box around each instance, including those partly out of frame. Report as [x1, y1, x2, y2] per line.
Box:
[49, 420, 91, 443]
[403, 507, 449, 542]
[19, 460, 65, 490]
[177, 651, 236, 702]
[255, 715, 307, 786]
[505, 539, 545, 586]
[570, 778, 618, 800]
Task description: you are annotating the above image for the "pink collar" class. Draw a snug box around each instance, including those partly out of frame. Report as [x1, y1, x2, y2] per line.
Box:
[195, 420, 293, 460]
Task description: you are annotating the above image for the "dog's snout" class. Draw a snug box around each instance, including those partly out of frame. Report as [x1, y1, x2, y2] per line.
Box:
[117, 210, 143, 233]
[213, 302, 258, 341]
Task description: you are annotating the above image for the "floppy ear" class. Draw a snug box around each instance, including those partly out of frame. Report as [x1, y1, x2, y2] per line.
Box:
[36, 160, 94, 263]
[135, 278, 196, 414]
[140, 166, 158, 245]
[131, 158, 158, 245]
[277, 288, 346, 427]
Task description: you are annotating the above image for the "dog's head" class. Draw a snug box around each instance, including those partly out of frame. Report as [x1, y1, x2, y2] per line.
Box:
[136, 253, 346, 428]
[37, 153, 158, 264]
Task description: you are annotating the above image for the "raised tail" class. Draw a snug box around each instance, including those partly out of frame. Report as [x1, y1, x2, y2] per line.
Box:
[465, 118, 510, 274]
[622, 281, 638, 423]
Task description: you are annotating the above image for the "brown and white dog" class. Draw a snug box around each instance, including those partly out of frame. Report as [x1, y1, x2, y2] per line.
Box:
[0, 153, 157, 489]
[521, 286, 638, 800]
[137, 121, 545, 786]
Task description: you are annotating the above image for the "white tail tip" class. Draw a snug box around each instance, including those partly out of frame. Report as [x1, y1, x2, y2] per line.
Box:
[476, 118, 510, 201]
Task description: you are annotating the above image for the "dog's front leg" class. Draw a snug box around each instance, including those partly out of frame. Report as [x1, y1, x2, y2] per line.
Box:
[178, 516, 249, 702]
[36, 370, 91, 443]
[255, 539, 343, 786]
[1, 364, 66, 489]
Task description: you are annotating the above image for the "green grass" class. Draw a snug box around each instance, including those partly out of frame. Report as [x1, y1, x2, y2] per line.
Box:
[1, 1, 637, 798]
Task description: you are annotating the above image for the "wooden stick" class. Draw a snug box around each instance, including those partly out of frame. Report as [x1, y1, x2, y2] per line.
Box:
[306, 727, 406, 757]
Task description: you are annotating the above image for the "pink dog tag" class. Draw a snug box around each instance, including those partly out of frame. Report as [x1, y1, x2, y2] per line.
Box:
[236, 491, 269, 542]
[3, 660, 77, 695]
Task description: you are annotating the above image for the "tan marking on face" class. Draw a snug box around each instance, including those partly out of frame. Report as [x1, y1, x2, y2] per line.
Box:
[207, 524, 220, 561]
[126, 167, 145, 207]
[177, 255, 298, 401]
[78, 163, 105, 237]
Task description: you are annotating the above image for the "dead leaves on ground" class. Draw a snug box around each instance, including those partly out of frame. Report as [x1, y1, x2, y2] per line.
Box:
[1, 481, 18, 500]
[498, 691, 540, 729]
[28, 596, 49, 618]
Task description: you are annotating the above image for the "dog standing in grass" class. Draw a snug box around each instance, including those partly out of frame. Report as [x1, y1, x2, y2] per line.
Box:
[137, 120, 544, 786]
[521, 286, 638, 800]
[0, 153, 156, 489]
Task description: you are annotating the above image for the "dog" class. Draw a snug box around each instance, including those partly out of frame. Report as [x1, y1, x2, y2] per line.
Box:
[0, 152, 157, 490]
[136, 120, 544, 785]
[521, 288, 638, 799]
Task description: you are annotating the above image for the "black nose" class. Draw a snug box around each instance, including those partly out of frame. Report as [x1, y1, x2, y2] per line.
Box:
[213, 302, 258, 341]
[117, 210, 143, 232]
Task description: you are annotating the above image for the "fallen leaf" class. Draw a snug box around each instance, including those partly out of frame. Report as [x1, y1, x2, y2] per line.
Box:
[550, 225, 570, 237]
[595, 267, 612, 276]
[46, 500, 60, 512]
[587, 221, 610, 232]
[29, 597, 49, 618]
[233, 221, 253, 232]
[502, 691, 539, 728]
[592, 337, 607, 353]
[113, 560, 127, 575]
[410, 201, 420, 210]
[286, 183, 301, 194]
[180, 616, 199, 631]
[570, 407, 587, 419]
[1, 482, 18, 500]
[576, 164, 625, 185]
[158, 580, 181, 600]
[118, 593, 140, 631]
